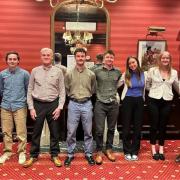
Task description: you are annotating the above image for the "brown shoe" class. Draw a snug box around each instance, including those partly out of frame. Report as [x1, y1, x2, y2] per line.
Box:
[95, 152, 103, 165]
[51, 157, 62, 167]
[23, 157, 37, 168]
[105, 149, 116, 162]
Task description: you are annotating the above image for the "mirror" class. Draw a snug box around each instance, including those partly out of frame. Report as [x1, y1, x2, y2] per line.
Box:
[51, 0, 110, 66]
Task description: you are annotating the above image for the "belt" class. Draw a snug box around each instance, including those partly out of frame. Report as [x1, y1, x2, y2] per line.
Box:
[33, 97, 59, 103]
[98, 100, 117, 105]
[69, 97, 90, 104]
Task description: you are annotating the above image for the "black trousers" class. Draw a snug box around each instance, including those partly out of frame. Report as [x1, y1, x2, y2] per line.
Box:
[121, 96, 144, 155]
[94, 101, 119, 151]
[30, 98, 60, 158]
[148, 97, 171, 146]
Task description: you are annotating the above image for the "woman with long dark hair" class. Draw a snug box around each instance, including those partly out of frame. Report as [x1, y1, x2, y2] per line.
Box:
[146, 51, 179, 161]
[119, 56, 146, 161]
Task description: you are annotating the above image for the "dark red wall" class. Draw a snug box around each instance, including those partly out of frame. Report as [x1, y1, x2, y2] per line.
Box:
[108, 0, 180, 71]
[0, 0, 180, 72]
[0, 0, 51, 72]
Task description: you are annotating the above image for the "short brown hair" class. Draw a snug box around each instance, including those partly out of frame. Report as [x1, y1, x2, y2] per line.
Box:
[5, 51, 20, 61]
[74, 48, 87, 56]
[96, 54, 103, 63]
[103, 50, 115, 57]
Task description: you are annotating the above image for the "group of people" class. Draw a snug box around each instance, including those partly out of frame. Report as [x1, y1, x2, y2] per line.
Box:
[118, 52, 179, 161]
[0, 48, 179, 168]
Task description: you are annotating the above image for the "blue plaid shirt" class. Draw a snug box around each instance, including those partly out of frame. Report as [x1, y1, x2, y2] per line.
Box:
[0, 67, 30, 111]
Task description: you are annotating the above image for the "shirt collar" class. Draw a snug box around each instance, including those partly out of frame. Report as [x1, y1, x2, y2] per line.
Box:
[75, 65, 87, 73]
[8, 67, 20, 74]
[103, 65, 115, 71]
[42, 64, 52, 71]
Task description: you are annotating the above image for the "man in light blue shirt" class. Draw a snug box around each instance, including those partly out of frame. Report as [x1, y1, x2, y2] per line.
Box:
[0, 51, 30, 164]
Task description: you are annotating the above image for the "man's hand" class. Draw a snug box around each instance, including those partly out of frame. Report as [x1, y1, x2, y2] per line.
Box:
[52, 108, 61, 120]
[30, 109, 37, 120]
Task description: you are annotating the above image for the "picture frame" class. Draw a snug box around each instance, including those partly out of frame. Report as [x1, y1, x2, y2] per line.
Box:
[137, 40, 167, 71]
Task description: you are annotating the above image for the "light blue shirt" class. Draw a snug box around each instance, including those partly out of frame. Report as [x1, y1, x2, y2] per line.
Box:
[0, 67, 30, 111]
[126, 72, 145, 97]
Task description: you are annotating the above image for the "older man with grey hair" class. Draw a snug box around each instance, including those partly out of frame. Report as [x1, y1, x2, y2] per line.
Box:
[23, 48, 65, 168]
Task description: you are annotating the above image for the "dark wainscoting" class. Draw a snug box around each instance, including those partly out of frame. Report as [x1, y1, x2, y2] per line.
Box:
[117, 90, 180, 140]
[0, 92, 179, 142]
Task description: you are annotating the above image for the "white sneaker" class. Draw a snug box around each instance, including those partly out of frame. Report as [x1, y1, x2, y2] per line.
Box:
[125, 154, 132, 161]
[0, 154, 9, 164]
[18, 152, 26, 164]
[131, 154, 138, 161]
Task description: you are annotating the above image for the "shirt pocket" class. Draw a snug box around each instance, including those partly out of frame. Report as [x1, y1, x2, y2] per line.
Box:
[47, 74, 59, 86]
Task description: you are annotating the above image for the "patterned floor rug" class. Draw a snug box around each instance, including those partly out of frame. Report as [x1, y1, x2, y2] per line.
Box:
[0, 140, 179, 180]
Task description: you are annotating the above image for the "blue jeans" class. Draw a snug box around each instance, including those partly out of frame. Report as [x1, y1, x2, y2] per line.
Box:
[66, 100, 93, 157]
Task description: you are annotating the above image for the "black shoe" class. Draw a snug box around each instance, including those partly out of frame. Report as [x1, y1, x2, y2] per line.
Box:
[175, 155, 180, 163]
[159, 154, 165, 161]
[85, 156, 95, 165]
[64, 156, 74, 166]
[152, 153, 159, 161]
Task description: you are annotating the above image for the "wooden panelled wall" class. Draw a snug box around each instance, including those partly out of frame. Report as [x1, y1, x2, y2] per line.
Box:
[0, 0, 180, 72]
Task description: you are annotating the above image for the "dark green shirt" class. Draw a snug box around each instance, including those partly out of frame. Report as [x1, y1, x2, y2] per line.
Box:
[94, 66, 122, 103]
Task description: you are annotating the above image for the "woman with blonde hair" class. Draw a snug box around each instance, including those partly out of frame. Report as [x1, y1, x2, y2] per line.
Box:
[146, 51, 179, 161]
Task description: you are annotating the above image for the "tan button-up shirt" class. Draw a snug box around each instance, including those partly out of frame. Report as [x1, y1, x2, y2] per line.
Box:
[27, 65, 65, 110]
[65, 67, 96, 100]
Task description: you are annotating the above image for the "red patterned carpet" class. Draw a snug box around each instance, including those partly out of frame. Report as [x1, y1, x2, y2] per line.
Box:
[0, 140, 179, 180]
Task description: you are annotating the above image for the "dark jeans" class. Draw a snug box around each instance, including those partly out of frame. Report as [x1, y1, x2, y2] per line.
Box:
[148, 97, 171, 146]
[121, 96, 144, 155]
[94, 101, 119, 151]
[30, 98, 60, 158]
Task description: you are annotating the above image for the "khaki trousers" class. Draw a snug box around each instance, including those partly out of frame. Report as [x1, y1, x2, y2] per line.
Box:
[1, 107, 27, 157]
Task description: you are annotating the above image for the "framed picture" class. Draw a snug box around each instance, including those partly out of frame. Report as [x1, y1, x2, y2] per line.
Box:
[137, 40, 167, 71]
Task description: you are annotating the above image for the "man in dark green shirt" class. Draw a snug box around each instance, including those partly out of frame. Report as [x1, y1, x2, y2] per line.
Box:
[93, 50, 122, 165]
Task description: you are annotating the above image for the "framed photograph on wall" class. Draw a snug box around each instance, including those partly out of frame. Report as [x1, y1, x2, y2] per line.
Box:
[137, 40, 167, 71]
